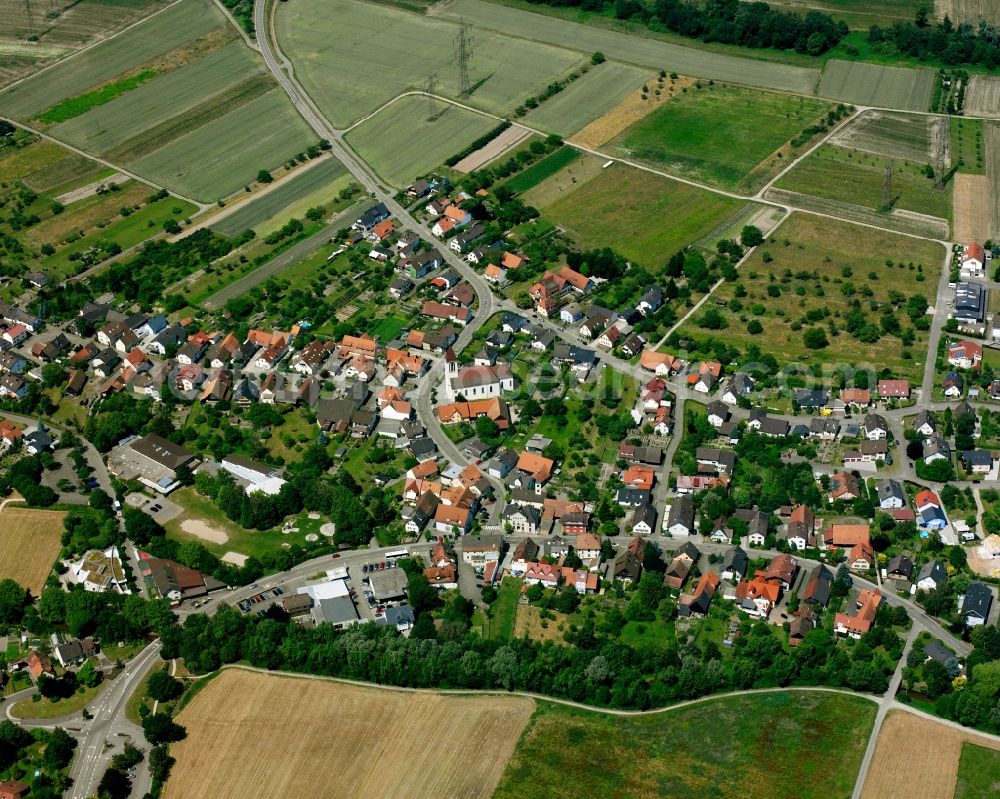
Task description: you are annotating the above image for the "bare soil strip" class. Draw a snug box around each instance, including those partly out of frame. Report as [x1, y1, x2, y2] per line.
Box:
[454, 124, 533, 173]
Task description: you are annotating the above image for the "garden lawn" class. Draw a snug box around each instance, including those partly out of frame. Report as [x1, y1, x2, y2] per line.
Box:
[608, 83, 831, 190]
[481, 577, 521, 640]
[541, 163, 742, 269]
[775, 143, 952, 224]
[676, 212, 946, 382]
[345, 97, 497, 187]
[494, 691, 875, 799]
[12, 678, 105, 720]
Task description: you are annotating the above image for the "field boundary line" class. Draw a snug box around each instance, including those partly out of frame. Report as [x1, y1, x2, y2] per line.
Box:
[211, 0, 259, 50]
[215, 663, 878, 717]
[0, 0, 188, 98]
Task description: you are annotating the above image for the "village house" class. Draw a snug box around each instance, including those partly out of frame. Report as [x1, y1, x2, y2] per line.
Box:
[835, 589, 882, 637]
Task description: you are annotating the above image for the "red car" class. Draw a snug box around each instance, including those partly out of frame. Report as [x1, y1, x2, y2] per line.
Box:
[331, 553, 341, 559]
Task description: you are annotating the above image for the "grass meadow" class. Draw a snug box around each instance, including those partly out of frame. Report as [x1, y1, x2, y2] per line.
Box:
[540, 162, 743, 268]
[818, 60, 936, 111]
[954, 742, 1000, 798]
[775, 143, 952, 223]
[494, 692, 875, 799]
[505, 147, 580, 194]
[677, 212, 946, 380]
[609, 84, 831, 190]
[0, 0, 225, 119]
[521, 61, 652, 136]
[951, 117, 985, 175]
[277, 0, 584, 127]
[345, 97, 496, 187]
[130, 90, 317, 201]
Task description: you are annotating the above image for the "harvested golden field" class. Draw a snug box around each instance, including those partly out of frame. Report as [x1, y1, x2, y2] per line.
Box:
[860, 711, 1000, 799]
[0, 505, 64, 595]
[165, 669, 534, 799]
[954, 174, 991, 243]
[935, 0, 1000, 28]
[964, 75, 1000, 117]
[571, 76, 696, 150]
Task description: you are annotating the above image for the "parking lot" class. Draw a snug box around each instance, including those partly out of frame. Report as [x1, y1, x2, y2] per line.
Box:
[125, 492, 183, 524]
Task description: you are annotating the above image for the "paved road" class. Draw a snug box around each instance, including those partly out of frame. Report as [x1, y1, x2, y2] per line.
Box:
[200, 201, 366, 310]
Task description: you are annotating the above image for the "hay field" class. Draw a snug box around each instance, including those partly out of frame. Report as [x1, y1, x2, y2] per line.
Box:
[50, 40, 263, 154]
[860, 711, 1000, 799]
[277, 0, 584, 127]
[965, 75, 1000, 117]
[542, 163, 743, 268]
[345, 97, 496, 187]
[935, 0, 1000, 27]
[495, 691, 875, 799]
[985, 120, 1000, 239]
[677, 212, 946, 380]
[0, 506, 65, 595]
[830, 110, 941, 163]
[437, 0, 820, 94]
[609, 83, 831, 190]
[818, 60, 935, 112]
[521, 61, 653, 137]
[164, 669, 534, 799]
[954, 174, 990, 243]
[571, 76, 697, 149]
[129, 90, 317, 201]
[0, 0, 225, 120]
[775, 143, 951, 223]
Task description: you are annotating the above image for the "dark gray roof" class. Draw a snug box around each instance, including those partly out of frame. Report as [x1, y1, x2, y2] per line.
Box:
[917, 560, 947, 587]
[963, 581, 993, 620]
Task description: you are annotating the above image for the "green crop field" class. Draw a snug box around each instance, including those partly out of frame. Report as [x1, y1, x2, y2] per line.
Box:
[541, 163, 742, 268]
[50, 41, 264, 155]
[0, 0, 225, 120]
[775, 144, 951, 223]
[609, 84, 831, 190]
[521, 61, 652, 136]
[345, 96, 496, 187]
[831, 110, 939, 163]
[37, 69, 158, 123]
[212, 157, 348, 238]
[130, 90, 317, 202]
[818, 60, 936, 111]
[954, 743, 1000, 799]
[951, 117, 985, 175]
[677, 212, 946, 380]
[277, 0, 585, 127]
[438, 0, 820, 94]
[494, 692, 875, 799]
[505, 147, 580, 194]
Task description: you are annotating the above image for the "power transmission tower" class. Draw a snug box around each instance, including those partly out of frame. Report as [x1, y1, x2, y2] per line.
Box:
[881, 160, 894, 209]
[24, 0, 35, 38]
[454, 21, 474, 96]
[425, 73, 438, 120]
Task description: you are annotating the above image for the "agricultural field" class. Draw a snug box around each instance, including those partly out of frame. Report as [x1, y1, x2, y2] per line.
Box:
[830, 110, 944, 163]
[540, 162, 743, 268]
[0, 0, 171, 88]
[48, 40, 264, 155]
[210, 157, 348, 238]
[935, 0, 1000, 28]
[763, 187, 950, 240]
[860, 711, 1000, 799]
[521, 151, 609, 207]
[985, 120, 1000, 239]
[129, 90, 317, 201]
[964, 75, 1000, 117]
[0, 0, 225, 120]
[818, 60, 936, 111]
[676, 212, 946, 381]
[953, 174, 990, 243]
[608, 83, 832, 190]
[0, 505, 65, 595]
[774, 144, 952, 225]
[521, 61, 653, 137]
[345, 97, 496, 187]
[504, 146, 580, 195]
[766, 0, 917, 29]
[571, 77, 695, 150]
[955, 742, 1000, 799]
[164, 669, 534, 799]
[495, 691, 875, 799]
[436, 0, 821, 94]
[453, 125, 533, 173]
[277, 0, 585, 127]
